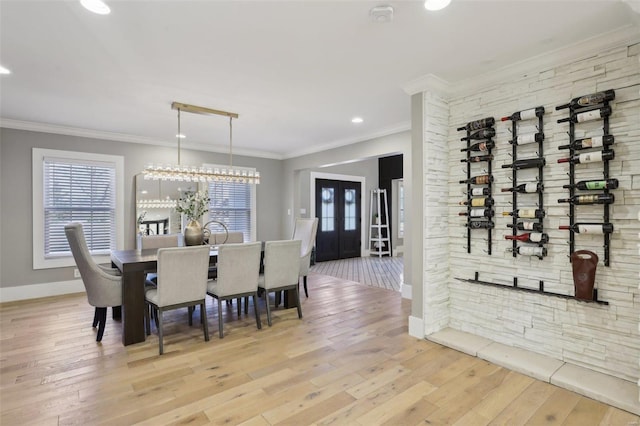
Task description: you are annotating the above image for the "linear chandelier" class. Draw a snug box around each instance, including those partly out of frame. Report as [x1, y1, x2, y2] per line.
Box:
[143, 102, 260, 184]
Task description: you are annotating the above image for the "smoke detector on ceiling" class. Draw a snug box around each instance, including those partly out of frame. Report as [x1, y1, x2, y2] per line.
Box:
[370, 5, 394, 23]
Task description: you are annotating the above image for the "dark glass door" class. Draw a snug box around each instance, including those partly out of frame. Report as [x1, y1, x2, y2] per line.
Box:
[315, 179, 361, 262]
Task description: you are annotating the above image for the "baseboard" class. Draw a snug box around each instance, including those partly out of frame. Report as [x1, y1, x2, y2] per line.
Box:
[408, 315, 424, 339]
[401, 282, 412, 299]
[0, 279, 85, 303]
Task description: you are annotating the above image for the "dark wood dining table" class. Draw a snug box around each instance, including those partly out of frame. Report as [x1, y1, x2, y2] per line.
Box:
[111, 243, 292, 346]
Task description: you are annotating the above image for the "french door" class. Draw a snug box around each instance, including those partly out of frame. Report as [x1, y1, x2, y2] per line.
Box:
[314, 179, 361, 261]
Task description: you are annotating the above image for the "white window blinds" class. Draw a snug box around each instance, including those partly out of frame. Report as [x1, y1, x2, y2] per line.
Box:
[208, 180, 252, 242]
[43, 157, 116, 257]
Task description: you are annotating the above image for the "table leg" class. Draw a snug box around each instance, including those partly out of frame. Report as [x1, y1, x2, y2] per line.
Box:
[122, 270, 146, 346]
[112, 306, 122, 320]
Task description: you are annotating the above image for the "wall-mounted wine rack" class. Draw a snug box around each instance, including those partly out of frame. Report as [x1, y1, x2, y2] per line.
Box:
[457, 117, 495, 255]
[501, 107, 547, 259]
[556, 89, 616, 267]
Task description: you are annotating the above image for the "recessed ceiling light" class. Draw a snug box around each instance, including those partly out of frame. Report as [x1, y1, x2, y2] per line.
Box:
[424, 0, 451, 11]
[176, 133, 186, 139]
[352, 117, 364, 124]
[0, 65, 11, 75]
[80, 0, 111, 15]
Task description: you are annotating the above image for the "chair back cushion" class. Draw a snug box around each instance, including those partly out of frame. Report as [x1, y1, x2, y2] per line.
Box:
[64, 222, 122, 307]
[263, 240, 302, 290]
[292, 218, 319, 275]
[140, 234, 180, 249]
[156, 246, 210, 306]
[215, 242, 261, 296]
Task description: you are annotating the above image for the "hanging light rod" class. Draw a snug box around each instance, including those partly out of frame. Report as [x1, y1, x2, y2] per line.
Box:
[171, 102, 238, 119]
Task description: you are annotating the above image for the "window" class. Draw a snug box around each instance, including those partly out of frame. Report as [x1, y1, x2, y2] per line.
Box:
[320, 187, 335, 232]
[206, 165, 257, 242]
[33, 149, 124, 269]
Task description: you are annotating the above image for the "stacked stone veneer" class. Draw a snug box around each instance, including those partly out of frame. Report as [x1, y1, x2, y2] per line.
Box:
[423, 41, 640, 383]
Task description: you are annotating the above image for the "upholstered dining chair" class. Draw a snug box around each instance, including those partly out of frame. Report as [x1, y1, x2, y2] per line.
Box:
[139, 233, 181, 284]
[259, 239, 303, 326]
[207, 231, 244, 280]
[207, 242, 262, 338]
[144, 245, 210, 355]
[64, 222, 122, 342]
[292, 217, 318, 298]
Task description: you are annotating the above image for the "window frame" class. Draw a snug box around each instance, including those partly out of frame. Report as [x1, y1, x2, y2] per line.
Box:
[32, 148, 125, 269]
[203, 164, 257, 242]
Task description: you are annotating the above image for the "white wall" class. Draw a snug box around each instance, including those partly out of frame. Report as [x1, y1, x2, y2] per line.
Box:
[416, 35, 640, 383]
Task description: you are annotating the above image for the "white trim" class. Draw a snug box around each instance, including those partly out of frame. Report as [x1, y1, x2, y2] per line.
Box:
[403, 25, 640, 98]
[0, 280, 85, 303]
[310, 171, 367, 258]
[401, 282, 412, 300]
[32, 148, 125, 269]
[408, 315, 424, 339]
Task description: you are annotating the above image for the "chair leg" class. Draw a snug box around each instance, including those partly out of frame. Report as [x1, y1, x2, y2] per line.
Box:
[188, 306, 193, 326]
[295, 287, 303, 319]
[217, 298, 224, 338]
[201, 302, 210, 342]
[145, 303, 151, 336]
[303, 275, 309, 298]
[264, 290, 273, 327]
[253, 293, 261, 330]
[236, 298, 241, 317]
[158, 308, 164, 355]
[96, 307, 107, 342]
[92, 307, 99, 327]
[244, 296, 249, 315]
[274, 291, 281, 307]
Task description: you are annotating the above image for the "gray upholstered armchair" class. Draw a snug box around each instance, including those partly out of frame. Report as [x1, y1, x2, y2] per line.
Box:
[293, 218, 319, 298]
[64, 222, 122, 342]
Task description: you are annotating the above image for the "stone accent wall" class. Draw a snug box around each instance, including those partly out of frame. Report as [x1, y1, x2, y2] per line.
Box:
[424, 41, 640, 383]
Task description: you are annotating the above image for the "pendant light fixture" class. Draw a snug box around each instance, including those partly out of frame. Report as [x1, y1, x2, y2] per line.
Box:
[143, 102, 260, 184]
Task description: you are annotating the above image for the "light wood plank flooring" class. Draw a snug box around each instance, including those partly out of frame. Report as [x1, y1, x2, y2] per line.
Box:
[1, 273, 637, 425]
[310, 256, 403, 291]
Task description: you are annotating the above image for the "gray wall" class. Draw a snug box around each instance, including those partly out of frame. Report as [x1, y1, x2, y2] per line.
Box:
[0, 128, 283, 288]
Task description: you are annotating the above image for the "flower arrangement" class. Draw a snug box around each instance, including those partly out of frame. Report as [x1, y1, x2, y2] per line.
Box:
[175, 189, 210, 221]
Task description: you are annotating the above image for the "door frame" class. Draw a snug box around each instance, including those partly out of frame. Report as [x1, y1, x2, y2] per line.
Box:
[310, 171, 366, 258]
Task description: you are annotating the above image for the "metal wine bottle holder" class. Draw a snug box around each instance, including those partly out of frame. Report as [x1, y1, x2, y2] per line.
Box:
[506, 107, 546, 259]
[556, 90, 614, 266]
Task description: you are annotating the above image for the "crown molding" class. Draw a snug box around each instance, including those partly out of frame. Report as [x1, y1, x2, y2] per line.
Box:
[283, 120, 411, 160]
[0, 118, 284, 160]
[404, 24, 640, 99]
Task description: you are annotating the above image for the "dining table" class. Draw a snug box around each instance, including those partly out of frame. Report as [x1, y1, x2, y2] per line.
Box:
[111, 243, 293, 346]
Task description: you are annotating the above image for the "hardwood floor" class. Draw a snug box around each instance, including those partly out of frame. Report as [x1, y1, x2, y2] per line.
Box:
[1, 273, 637, 425]
[310, 256, 403, 291]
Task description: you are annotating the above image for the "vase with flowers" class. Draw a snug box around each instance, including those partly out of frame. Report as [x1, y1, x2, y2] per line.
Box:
[175, 189, 210, 246]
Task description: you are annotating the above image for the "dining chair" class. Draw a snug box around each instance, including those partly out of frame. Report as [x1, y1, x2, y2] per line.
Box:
[259, 239, 303, 326]
[207, 242, 262, 338]
[139, 233, 181, 284]
[64, 222, 122, 342]
[208, 231, 244, 280]
[292, 217, 319, 298]
[144, 245, 210, 355]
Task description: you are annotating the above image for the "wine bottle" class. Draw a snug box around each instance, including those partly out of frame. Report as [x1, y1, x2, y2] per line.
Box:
[460, 154, 493, 163]
[556, 89, 615, 110]
[459, 175, 493, 185]
[460, 128, 496, 141]
[468, 187, 490, 196]
[557, 150, 614, 164]
[507, 246, 547, 257]
[562, 178, 618, 190]
[459, 197, 494, 207]
[501, 106, 544, 122]
[459, 208, 494, 218]
[557, 107, 611, 124]
[501, 183, 543, 194]
[558, 135, 614, 150]
[457, 117, 495, 131]
[466, 221, 494, 229]
[501, 157, 546, 170]
[460, 140, 495, 152]
[557, 193, 614, 205]
[502, 209, 545, 219]
[559, 222, 614, 234]
[504, 232, 549, 243]
[509, 132, 544, 146]
[507, 221, 543, 232]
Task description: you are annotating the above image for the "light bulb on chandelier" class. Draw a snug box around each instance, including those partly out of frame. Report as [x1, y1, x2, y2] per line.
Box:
[142, 102, 260, 184]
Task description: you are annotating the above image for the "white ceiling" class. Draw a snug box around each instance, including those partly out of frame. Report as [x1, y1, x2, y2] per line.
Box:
[1, 1, 638, 159]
